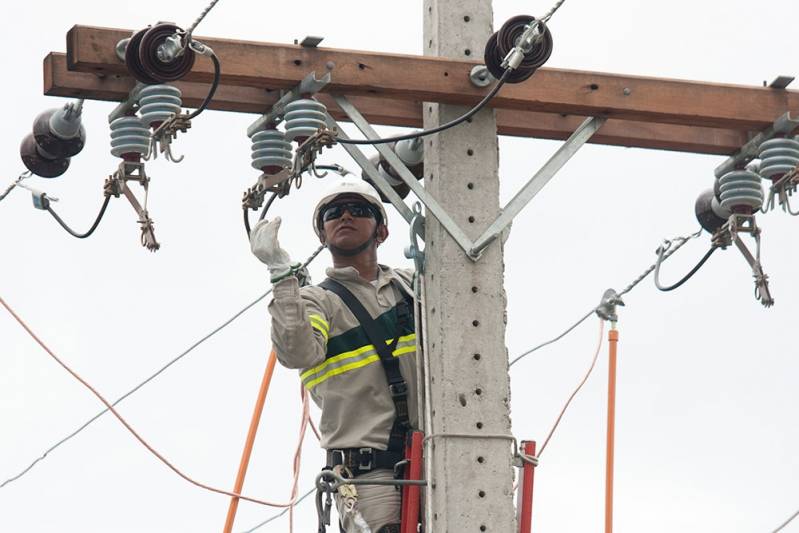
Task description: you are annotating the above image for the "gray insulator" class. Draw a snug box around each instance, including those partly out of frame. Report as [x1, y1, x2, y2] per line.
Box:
[718, 169, 764, 211]
[110, 116, 150, 157]
[758, 137, 799, 181]
[251, 129, 293, 173]
[138, 84, 182, 128]
[284, 99, 327, 142]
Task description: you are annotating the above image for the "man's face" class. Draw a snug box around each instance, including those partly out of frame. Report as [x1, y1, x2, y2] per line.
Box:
[320, 194, 386, 250]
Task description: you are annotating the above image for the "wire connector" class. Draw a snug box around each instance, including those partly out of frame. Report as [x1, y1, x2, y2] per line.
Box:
[596, 288, 624, 322]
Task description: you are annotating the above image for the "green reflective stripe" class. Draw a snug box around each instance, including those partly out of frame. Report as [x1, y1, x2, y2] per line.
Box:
[308, 314, 329, 333]
[302, 334, 417, 390]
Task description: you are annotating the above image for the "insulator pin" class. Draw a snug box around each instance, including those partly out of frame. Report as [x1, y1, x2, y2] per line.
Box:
[110, 116, 150, 158]
[284, 99, 327, 143]
[251, 129, 293, 174]
[718, 169, 764, 212]
[758, 137, 799, 181]
[138, 84, 183, 127]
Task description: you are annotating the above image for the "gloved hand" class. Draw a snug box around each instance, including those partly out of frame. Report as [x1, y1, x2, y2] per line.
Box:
[250, 217, 298, 282]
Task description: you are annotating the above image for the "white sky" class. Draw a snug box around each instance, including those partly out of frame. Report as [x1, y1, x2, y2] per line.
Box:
[1, 1, 798, 532]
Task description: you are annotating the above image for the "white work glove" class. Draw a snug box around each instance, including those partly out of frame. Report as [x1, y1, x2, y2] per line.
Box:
[249, 217, 299, 282]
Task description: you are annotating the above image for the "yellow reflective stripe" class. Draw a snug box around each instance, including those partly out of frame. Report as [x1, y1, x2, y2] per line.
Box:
[393, 345, 416, 357]
[308, 314, 329, 334]
[305, 345, 417, 390]
[309, 318, 329, 341]
[300, 343, 376, 381]
[305, 355, 381, 389]
[301, 333, 418, 384]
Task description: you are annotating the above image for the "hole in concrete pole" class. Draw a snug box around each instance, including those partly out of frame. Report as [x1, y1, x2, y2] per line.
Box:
[471, 286, 479, 293]
[468, 216, 475, 223]
[472, 320, 480, 327]
[467, 148, 474, 156]
[473, 353, 481, 361]
[467, 182, 474, 190]
[476, 421, 483, 429]
[477, 456, 485, 463]
[465, 49, 471, 56]
[464, 15, 471, 22]
[480, 526, 487, 532]
[429, 39, 433, 48]
[590, 83, 599, 90]
[293, 59, 302, 66]
[475, 388, 482, 395]
[459, 394, 467, 406]
[478, 490, 486, 498]
[444, 71, 449, 77]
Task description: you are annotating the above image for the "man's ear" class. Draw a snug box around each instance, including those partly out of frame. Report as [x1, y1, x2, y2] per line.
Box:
[376, 224, 389, 245]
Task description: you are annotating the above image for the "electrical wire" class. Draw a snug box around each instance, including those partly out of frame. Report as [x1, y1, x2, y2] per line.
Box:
[185, 48, 220, 120]
[0, 293, 305, 508]
[537, 319, 605, 458]
[259, 192, 278, 222]
[239, 488, 316, 533]
[773, 507, 799, 532]
[654, 245, 718, 292]
[0, 171, 32, 203]
[45, 196, 111, 239]
[335, 68, 511, 146]
[0, 289, 272, 489]
[618, 229, 703, 297]
[509, 308, 595, 368]
[2, 245, 324, 489]
[185, 0, 223, 37]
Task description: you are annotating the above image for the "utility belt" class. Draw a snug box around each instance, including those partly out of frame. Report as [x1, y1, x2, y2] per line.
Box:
[326, 447, 405, 476]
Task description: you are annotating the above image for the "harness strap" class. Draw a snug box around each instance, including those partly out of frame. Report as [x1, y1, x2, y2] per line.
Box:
[319, 278, 412, 453]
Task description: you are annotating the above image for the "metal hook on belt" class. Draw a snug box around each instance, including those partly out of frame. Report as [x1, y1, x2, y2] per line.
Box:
[404, 202, 425, 274]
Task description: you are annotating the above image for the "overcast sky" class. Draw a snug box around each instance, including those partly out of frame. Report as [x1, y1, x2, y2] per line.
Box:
[1, 1, 798, 532]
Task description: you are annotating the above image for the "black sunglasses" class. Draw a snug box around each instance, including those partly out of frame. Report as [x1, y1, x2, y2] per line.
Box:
[321, 201, 377, 223]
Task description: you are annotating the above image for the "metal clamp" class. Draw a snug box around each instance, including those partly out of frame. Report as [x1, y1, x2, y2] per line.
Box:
[404, 202, 426, 274]
[713, 214, 774, 307]
[595, 288, 624, 322]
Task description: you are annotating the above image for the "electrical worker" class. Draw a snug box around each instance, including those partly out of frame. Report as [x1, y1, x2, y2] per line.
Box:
[249, 177, 418, 533]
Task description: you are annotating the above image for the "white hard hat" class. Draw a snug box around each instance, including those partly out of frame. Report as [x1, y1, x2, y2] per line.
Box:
[312, 177, 388, 238]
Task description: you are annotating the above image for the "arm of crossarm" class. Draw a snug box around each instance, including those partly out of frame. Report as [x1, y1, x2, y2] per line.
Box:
[268, 276, 329, 369]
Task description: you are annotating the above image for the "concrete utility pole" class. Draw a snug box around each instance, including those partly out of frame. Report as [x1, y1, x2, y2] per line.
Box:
[422, 1, 516, 531]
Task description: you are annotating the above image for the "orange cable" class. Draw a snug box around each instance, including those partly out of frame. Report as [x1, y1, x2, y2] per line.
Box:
[0, 295, 298, 509]
[605, 327, 619, 533]
[223, 349, 279, 533]
[538, 319, 605, 457]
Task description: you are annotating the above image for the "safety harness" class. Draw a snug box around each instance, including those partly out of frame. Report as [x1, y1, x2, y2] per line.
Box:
[319, 277, 414, 475]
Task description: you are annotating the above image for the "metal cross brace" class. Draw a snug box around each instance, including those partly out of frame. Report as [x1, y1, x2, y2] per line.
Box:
[715, 112, 799, 178]
[247, 71, 331, 137]
[333, 94, 605, 260]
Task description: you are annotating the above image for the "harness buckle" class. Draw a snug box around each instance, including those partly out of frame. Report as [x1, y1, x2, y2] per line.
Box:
[389, 382, 408, 398]
[358, 448, 373, 471]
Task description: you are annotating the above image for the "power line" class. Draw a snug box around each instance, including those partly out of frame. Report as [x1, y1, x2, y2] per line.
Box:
[773, 507, 799, 533]
[239, 487, 316, 533]
[1, 288, 272, 489]
[0, 293, 303, 508]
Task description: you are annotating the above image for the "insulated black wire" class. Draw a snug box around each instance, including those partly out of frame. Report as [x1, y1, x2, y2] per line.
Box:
[243, 207, 252, 238]
[46, 196, 111, 239]
[185, 50, 220, 120]
[655, 246, 718, 292]
[335, 68, 512, 146]
[259, 192, 278, 221]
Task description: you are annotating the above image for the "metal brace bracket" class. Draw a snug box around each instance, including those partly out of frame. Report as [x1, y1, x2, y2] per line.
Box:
[333, 94, 604, 261]
[715, 112, 799, 178]
[404, 202, 426, 274]
[108, 83, 146, 124]
[247, 71, 332, 137]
